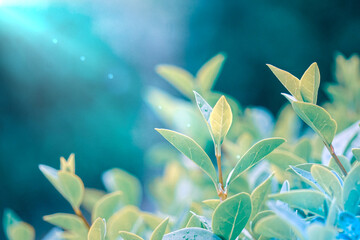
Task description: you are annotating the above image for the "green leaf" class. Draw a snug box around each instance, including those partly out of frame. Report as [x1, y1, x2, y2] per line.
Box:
[250, 174, 273, 219]
[107, 206, 140, 240]
[353, 148, 360, 161]
[118, 232, 144, 240]
[290, 165, 323, 191]
[202, 199, 220, 210]
[102, 168, 142, 206]
[88, 218, 106, 240]
[307, 224, 337, 240]
[186, 215, 203, 228]
[39, 165, 63, 194]
[291, 101, 337, 146]
[196, 53, 226, 92]
[156, 65, 194, 99]
[212, 193, 252, 240]
[326, 199, 339, 227]
[7, 222, 35, 240]
[329, 155, 351, 178]
[39, 165, 84, 210]
[82, 188, 106, 213]
[58, 171, 85, 209]
[3, 209, 20, 236]
[188, 212, 211, 231]
[150, 217, 169, 240]
[163, 228, 222, 240]
[343, 163, 360, 214]
[294, 138, 312, 161]
[209, 96, 233, 148]
[300, 63, 320, 104]
[43, 213, 88, 235]
[269, 190, 327, 216]
[267, 64, 303, 101]
[3, 209, 35, 240]
[267, 202, 307, 240]
[311, 165, 342, 201]
[227, 138, 285, 186]
[250, 210, 274, 233]
[194, 91, 213, 123]
[92, 191, 124, 222]
[273, 104, 300, 141]
[253, 214, 294, 240]
[156, 129, 218, 189]
[141, 213, 166, 232]
[194, 91, 214, 142]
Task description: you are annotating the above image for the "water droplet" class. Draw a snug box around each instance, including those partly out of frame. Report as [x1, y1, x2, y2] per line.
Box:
[158, 105, 162, 110]
[186, 123, 191, 128]
[204, 108, 208, 112]
[80, 56, 86, 61]
[107, 73, 114, 79]
[236, 155, 240, 159]
[52, 38, 58, 44]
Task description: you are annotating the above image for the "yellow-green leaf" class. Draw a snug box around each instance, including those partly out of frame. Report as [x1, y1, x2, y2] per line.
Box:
[60, 153, 75, 173]
[43, 213, 88, 236]
[82, 188, 105, 213]
[8, 222, 35, 240]
[107, 206, 140, 240]
[267, 64, 303, 101]
[58, 171, 85, 210]
[118, 231, 144, 240]
[156, 65, 194, 99]
[102, 168, 142, 206]
[196, 53, 226, 92]
[3, 209, 35, 240]
[156, 128, 218, 189]
[92, 191, 124, 222]
[150, 217, 169, 240]
[141, 212, 166, 231]
[300, 63, 320, 104]
[202, 199, 220, 210]
[88, 218, 106, 240]
[209, 96, 233, 148]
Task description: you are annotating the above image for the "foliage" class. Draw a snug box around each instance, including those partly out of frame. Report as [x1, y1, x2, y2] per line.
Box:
[3, 53, 360, 240]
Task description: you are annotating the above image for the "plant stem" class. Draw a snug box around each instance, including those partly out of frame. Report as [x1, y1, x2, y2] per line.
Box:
[216, 154, 224, 189]
[326, 143, 347, 176]
[215, 145, 227, 201]
[74, 207, 90, 228]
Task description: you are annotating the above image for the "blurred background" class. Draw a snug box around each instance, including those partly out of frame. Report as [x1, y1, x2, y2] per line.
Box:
[1, 0, 360, 238]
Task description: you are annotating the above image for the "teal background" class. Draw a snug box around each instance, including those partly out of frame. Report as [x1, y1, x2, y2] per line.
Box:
[0, 0, 360, 239]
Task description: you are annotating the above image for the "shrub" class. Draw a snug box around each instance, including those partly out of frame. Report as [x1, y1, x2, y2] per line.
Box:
[4, 53, 360, 240]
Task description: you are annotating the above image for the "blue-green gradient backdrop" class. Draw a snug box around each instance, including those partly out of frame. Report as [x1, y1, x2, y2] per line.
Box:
[1, 0, 360, 239]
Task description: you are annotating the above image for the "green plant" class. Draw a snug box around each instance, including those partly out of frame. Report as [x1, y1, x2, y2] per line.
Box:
[3, 53, 360, 240]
